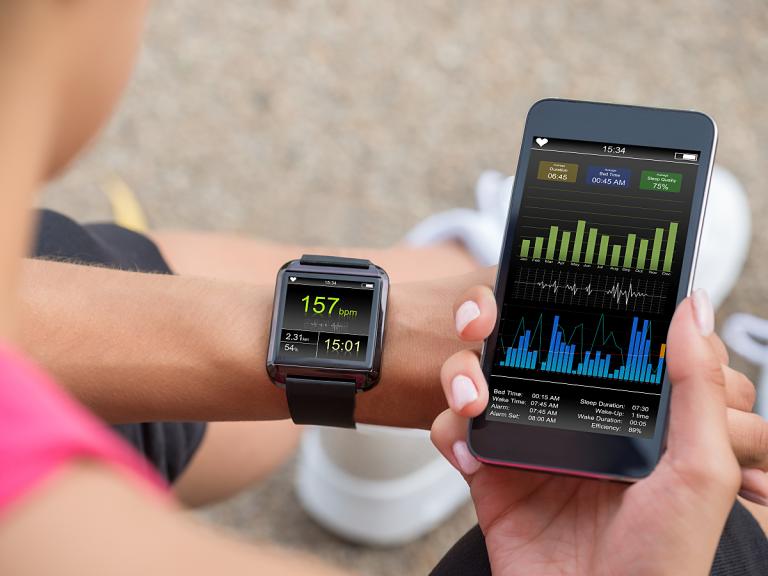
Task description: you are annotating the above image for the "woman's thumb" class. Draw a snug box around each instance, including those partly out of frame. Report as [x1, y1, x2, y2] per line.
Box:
[665, 291, 735, 470]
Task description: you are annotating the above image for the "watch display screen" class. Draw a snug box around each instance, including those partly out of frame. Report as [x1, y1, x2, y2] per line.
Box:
[486, 137, 701, 439]
[276, 275, 377, 365]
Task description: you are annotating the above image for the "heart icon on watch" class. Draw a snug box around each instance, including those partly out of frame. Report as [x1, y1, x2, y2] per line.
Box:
[289, 276, 297, 282]
[536, 137, 548, 147]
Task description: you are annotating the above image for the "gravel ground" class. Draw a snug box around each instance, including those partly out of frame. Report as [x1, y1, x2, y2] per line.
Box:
[41, 1, 768, 574]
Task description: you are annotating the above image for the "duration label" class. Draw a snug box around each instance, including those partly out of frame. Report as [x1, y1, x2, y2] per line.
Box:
[537, 161, 579, 183]
[639, 171, 682, 193]
[586, 166, 630, 188]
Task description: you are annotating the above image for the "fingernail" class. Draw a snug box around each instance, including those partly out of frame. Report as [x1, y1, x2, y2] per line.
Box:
[738, 490, 768, 506]
[691, 289, 714, 336]
[452, 440, 481, 475]
[456, 300, 481, 334]
[451, 375, 478, 410]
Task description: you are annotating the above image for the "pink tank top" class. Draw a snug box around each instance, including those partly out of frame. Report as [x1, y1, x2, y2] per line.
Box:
[0, 344, 165, 516]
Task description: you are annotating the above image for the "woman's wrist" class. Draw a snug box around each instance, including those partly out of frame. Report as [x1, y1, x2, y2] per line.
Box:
[21, 258, 496, 428]
[356, 268, 495, 428]
[232, 270, 487, 428]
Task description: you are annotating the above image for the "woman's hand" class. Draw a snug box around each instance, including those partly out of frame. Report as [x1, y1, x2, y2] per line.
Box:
[431, 287, 757, 575]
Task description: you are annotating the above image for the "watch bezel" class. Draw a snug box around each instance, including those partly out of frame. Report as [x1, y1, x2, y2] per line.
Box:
[266, 259, 389, 392]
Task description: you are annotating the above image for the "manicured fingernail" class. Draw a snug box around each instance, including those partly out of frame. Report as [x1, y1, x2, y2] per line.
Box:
[456, 300, 481, 334]
[692, 289, 714, 336]
[451, 375, 478, 410]
[452, 440, 481, 475]
[738, 490, 768, 506]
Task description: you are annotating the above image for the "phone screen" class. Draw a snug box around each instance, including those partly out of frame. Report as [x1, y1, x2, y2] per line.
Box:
[487, 137, 701, 439]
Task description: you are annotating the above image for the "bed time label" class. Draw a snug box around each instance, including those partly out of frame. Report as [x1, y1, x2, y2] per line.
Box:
[586, 166, 630, 188]
[537, 161, 579, 183]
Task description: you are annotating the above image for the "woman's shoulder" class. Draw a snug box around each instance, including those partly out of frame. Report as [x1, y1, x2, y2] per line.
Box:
[0, 344, 165, 517]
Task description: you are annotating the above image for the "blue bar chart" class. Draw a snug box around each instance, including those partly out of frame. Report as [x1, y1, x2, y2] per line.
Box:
[498, 314, 666, 385]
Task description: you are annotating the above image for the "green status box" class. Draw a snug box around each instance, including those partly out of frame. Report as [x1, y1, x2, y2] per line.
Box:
[639, 170, 682, 193]
[537, 161, 579, 183]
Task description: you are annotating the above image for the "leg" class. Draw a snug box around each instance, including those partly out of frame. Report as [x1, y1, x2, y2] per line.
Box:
[173, 420, 301, 508]
[431, 502, 768, 576]
[429, 525, 491, 576]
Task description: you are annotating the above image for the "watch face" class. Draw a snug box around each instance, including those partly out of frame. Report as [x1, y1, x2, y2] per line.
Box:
[275, 273, 378, 368]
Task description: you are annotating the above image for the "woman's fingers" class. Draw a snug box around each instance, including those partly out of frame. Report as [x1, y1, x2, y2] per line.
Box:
[724, 365, 758, 412]
[711, 341, 766, 502]
[663, 291, 740, 492]
[728, 408, 768, 470]
[433, 283, 496, 474]
[442, 284, 496, 417]
[709, 332, 757, 414]
[454, 284, 497, 342]
[707, 332, 730, 365]
[430, 408, 482, 477]
[739, 468, 768, 507]
[440, 350, 489, 417]
[729, 406, 768, 504]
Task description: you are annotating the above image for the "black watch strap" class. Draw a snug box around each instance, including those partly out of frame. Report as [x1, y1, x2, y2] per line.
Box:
[300, 254, 373, 269]
[285, 377, 357, 428]
[282, 254, 372, 428]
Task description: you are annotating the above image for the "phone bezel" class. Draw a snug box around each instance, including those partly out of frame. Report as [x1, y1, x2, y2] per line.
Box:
[469, 99, 717, 481]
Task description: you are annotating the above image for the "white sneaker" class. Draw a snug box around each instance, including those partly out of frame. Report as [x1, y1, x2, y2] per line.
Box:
[723, 314, 768, 419]
[693, 166, 751, 308]
[295, 425, 469, 546]
[405, 170, 513, 266]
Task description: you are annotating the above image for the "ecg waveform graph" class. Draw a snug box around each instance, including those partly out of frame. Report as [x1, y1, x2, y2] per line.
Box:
[512, 267, 668, 314]
[498, 313, 666, 385]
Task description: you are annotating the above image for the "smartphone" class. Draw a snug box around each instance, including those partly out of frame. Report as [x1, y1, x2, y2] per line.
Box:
[469, 99, 716, 481]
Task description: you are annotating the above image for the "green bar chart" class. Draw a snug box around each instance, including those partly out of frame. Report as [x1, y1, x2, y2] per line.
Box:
[572, 220, 586, 263]
[637, 239, 648, 270]
[610, 245, 621, 267]
[598, 235, 609, 266]
[520, 239, 530, 259]
[546, 226, 559, 260]
[663, 222, 678, 272]
[650, 228, 664, 271]
[519, 219, 679, 273]
[623, 234, 636, 269]
[584, 228, 598, 264]
[558, 231, 571, 261]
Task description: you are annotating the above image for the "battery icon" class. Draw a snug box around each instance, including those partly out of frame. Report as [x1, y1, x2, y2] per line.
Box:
[674, 152, 698, 161]
[362, 283, 375, 289]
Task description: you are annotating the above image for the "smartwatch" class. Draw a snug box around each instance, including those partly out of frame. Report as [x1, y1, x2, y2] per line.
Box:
[266, 255, 389, 428]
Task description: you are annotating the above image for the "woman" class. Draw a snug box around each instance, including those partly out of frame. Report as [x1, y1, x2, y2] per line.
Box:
[0, 1, 766, 574]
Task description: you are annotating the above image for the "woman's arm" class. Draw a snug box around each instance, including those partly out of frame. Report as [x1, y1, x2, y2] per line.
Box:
[0, 462, 350, 576]
[19, 257, 487, 427]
